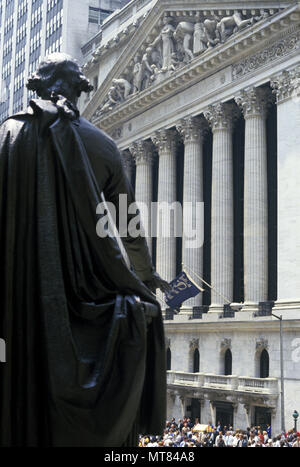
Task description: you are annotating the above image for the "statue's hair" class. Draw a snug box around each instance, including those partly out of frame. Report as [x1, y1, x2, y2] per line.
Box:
[26, 53, 93, 99]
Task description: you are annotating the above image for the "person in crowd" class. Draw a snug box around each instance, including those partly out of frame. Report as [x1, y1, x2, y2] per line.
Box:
[232, 431, 240, 447]
[236, 433, 246, 447]
[224, 431, 234, 447]
[292, 435, 300, 447]
[215, 433, 226, 447]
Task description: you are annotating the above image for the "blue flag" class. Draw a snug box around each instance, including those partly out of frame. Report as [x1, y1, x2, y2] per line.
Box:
[165, 271, 204, 308]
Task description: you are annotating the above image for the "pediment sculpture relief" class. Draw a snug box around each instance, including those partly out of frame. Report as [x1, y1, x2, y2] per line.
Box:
[94, 8, 277, 118]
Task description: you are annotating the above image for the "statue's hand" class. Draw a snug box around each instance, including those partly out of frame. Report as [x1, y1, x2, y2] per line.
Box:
[143, 271, 172, 294]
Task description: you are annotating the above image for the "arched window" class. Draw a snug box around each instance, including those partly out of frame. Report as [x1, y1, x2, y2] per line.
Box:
[166, 347, 171, 371]
[224, 349, 232, 376]
[193, 348, 200, 373]
[260, 349, 269, 378]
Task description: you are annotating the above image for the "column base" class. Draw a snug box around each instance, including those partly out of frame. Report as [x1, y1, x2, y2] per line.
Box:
[208, 304, 224, 314]
[241, 302, 259, 313]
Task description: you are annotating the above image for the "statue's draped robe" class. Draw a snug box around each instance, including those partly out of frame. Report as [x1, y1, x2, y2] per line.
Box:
[0, 100, 166, 447]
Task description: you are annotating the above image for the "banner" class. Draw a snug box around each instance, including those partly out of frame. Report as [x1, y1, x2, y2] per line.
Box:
[165, 271, 204, 309]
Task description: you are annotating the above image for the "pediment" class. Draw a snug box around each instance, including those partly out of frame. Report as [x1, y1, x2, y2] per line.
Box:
[83, 0, 296, 122]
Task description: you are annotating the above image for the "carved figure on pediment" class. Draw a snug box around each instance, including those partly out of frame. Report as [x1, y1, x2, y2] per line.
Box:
[132, 56, 143, 93]
[99, 85, 121, 114]
[93, 46, 101, 58]
[149, 64, 163, 85]
[216, 11, 254, 43]
[112, 78, 132, 100]
[254, 10, 270, 22]
[170, 52, 181, 70]
[193, 22, 207, 55]
[141, 47, 155, 89]
[151, 48, 162, 69]
[174, 22, 194, 63]
[151, 16, 176, 72]
[203, 19, 220, 48]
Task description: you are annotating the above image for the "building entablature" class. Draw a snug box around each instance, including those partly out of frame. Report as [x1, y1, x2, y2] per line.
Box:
[163, 317, 300, 334]
[167, 387, 278, 411]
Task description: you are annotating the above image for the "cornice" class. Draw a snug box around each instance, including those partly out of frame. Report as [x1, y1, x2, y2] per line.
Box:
[163, 318, 300, 333]
[84, 3, 300, 131]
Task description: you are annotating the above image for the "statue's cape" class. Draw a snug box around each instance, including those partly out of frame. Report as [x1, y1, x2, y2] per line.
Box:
[0, 100, 166, 447]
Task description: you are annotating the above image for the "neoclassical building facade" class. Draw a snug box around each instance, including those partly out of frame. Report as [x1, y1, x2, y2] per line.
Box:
[80, 0, 300, 433]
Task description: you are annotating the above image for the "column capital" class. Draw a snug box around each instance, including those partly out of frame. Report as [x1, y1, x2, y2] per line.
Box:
[129, 140, 155, 166]
[270, 65, 300, 103]
[235, 86, 274, 118]
[121, 149, 134, 171]
[151, 128, 178, 154]
[176, 116, 208, 143]
[204, 102, 239, 131]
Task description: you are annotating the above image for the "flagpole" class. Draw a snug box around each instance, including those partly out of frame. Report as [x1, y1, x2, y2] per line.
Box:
[182, 263, 232, 305]
[183, 270, 205, 293]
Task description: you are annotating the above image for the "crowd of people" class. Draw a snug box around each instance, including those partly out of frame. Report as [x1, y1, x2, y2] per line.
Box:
[139, 417, 300, 447]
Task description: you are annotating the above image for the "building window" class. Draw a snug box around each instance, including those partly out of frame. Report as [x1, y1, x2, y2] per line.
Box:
[88, 7, 112, 25]
[193, 348, 200, 373]
[260, 349, 269, 378]
[224, 349, 232, 376]
[166, 348, 171, 371]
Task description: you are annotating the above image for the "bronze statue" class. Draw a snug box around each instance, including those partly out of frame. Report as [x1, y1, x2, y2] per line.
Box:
[0, 53, 169, 447]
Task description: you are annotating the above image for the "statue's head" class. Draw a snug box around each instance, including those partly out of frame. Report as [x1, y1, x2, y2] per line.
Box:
[163, 16, 172, 25]
[26, 53, 93, 104]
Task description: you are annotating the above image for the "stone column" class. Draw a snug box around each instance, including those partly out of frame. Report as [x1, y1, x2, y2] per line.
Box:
[271, 67, 300, 306]
[121, 149, 134, 185]
[204, 103, 236, 311]
[209, 400, 217, 426]
[235, 87, 272, 307]
[176, 116, 207, 309]
[202, 397, 212, 426]
[152, 129, 177, 307]
[179, 393, 186, 418]
[243, 403, 252, 428]
[130, 141, 154, 253]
